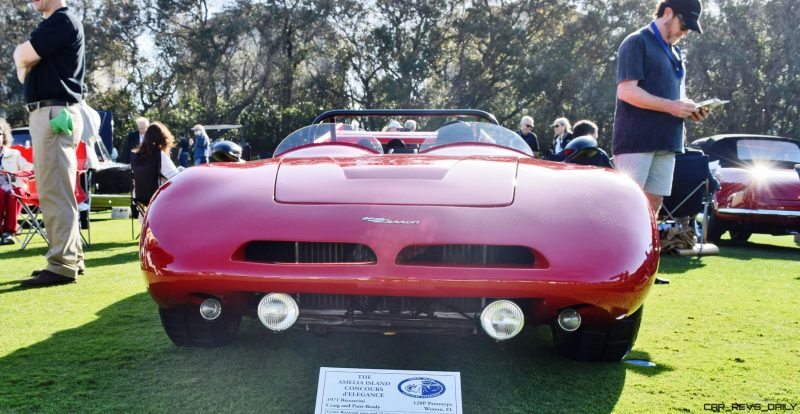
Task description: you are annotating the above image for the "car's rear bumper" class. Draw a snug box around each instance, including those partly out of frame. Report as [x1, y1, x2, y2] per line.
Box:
[143, 267, 655, 326]
[718, 208, 800, 219]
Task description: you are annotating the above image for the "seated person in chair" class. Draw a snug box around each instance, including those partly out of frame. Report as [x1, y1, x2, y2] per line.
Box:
[0, 118, 34, 245]
[132, 122, 183, 208]
[384, 138, 406, 153]
[565, 120, 613, 168]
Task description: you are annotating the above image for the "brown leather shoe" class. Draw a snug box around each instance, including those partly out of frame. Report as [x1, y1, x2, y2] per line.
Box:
[21, 270, 76, 287]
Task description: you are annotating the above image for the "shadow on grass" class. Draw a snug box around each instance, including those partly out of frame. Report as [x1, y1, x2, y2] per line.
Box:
[84, 250, 140, 269]
[0, 244, 48, 259]
[715, 240, 800, 262]
[658, 256, 707, 274]
[658, 240, 799, 275]
[0, 293, 642, 413]
[0, 242, 135, 261]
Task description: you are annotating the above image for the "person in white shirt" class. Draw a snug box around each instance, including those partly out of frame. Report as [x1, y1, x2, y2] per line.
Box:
[550, 117, 574, 154]
[0, 118, 34, 244]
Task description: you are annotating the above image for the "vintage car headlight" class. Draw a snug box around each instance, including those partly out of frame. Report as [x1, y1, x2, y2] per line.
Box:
[480, 300, 524, 340]
[257, 293, 299, 331]
[199, 298, 222, 320]
[557, 308, 582, 332]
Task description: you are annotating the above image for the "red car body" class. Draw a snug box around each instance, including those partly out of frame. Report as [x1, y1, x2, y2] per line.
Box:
[140, 110, 658, 361]
[690, 134, 800, 242]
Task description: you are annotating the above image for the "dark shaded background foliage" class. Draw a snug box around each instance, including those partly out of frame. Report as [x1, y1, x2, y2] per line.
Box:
[1, 0, 797, 156]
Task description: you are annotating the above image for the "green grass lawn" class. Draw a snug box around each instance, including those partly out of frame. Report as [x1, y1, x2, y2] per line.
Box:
[1, 213, 798, 413]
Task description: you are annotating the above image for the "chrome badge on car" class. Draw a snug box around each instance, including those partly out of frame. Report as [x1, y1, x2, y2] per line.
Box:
[362, 217, 421, 225]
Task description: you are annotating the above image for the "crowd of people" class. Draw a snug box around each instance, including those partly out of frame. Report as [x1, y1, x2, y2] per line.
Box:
[120, 119, 210, 168]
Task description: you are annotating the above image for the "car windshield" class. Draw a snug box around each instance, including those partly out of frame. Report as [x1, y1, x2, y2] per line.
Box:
[737, 139, 800, 165]
[274, 123, 384, 156]
[418, 121, 532, 155]
[274, 120, 532, 157]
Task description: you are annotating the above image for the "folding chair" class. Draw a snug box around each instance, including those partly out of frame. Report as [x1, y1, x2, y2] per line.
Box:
[75, 170, 91, 246]
[659, 149, 719, 256]
[5, 170, 90, 249]
[76, 141, 93, 245]
[3, 171, 47, 249]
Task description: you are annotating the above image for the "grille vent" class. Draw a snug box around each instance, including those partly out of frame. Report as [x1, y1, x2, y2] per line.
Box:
[296, 294, 484, 313]
[396, 244, 535, 268]
[243, 241, 377, 264]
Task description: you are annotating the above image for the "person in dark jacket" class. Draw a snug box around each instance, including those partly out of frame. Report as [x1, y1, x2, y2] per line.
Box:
[516, 116, 539, 155]
[568, 120, 613, 168]
[120, 117, 149, 164]
[176, 133, 193, 168]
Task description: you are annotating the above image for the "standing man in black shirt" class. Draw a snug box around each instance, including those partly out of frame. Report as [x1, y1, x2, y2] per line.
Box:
[14, 0, 86, 287]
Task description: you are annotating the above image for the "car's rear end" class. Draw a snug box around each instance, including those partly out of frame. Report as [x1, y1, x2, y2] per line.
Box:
[708, 136, 800, 239]
[141, 147, 657, 360]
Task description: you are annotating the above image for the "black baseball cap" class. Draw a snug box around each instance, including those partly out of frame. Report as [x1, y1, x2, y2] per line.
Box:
[665, 0, 703, 33]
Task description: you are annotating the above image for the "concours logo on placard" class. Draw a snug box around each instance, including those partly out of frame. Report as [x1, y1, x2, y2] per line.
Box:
[398, 377, 446, 398]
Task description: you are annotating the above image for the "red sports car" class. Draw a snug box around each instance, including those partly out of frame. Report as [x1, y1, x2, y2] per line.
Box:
[140, 109, 658, 361]
[690, 134, 800, 242]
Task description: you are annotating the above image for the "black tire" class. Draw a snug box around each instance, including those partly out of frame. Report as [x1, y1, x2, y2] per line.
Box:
[551, 306, 643, 362]
[701, 210, 725, 243]
[158, 306, 241, 347]
[728, 228, 752, 242]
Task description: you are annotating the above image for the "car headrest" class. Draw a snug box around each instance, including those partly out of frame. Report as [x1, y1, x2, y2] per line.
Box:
[563, 135, 599, 161]
[211, 140, 243, 163]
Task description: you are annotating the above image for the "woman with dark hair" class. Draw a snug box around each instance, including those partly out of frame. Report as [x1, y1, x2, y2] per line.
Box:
[0, 118, 34, 245]
[132, 122, 183, 206]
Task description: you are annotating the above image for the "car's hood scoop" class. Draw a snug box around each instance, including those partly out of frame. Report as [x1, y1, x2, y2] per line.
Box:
[275, 156, 518, 206]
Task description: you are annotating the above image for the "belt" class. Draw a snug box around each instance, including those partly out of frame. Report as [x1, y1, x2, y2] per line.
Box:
[25, 100, 72, 112]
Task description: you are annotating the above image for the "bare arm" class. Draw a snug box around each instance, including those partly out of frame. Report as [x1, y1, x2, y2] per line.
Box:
[13, 41, 41, 84]
[617, 80, 699, 119]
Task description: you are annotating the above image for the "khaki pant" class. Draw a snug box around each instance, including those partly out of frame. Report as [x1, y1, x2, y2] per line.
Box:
[30, 105, 84, 278]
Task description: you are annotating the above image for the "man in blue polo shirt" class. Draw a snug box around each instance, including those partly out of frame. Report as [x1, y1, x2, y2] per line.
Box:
[14, 0, 85, 287]
[613, 0, 710, 215]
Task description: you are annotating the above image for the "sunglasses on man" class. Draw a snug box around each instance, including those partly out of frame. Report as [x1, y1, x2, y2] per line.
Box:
[676, 13, 689, 32]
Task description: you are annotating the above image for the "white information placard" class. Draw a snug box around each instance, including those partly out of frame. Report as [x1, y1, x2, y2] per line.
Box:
[315, 367, 462, 414]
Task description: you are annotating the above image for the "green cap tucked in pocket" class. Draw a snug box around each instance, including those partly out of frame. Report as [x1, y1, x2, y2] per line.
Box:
[49, 108, 74, 136]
